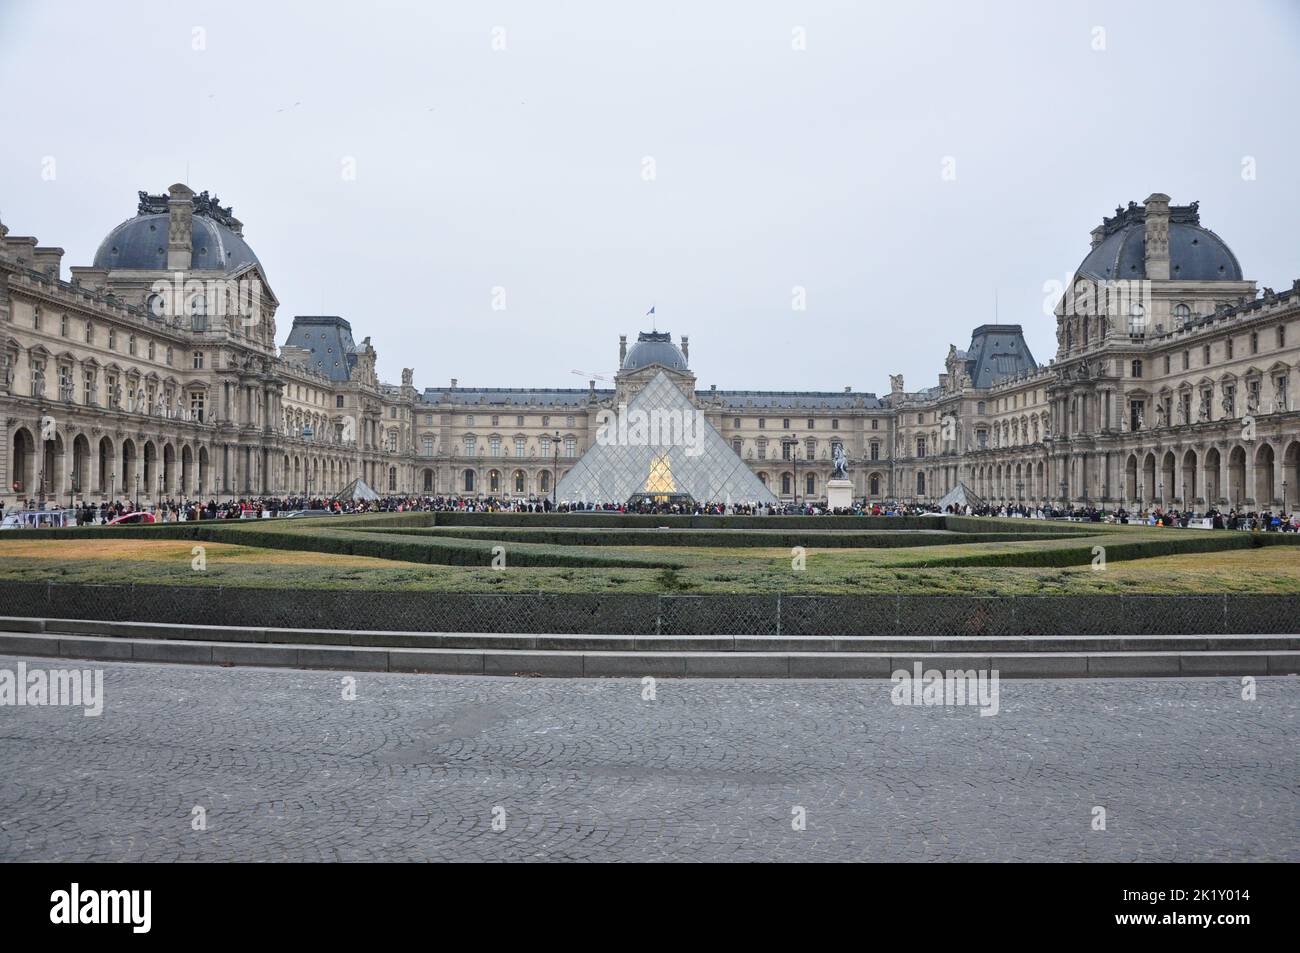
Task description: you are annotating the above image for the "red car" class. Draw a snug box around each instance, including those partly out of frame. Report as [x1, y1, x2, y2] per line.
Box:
[106, 511, 156, 526]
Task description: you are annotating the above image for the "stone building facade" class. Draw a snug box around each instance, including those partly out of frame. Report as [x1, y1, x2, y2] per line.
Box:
[2, 187, 1296, 511]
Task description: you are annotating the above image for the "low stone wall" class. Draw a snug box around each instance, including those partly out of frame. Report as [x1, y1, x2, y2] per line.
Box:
[0, 581, 1293, 635]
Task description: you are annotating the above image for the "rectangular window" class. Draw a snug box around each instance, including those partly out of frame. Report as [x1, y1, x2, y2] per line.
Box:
[1203, 344, 1211, 365]
[193, 351, 204, 369]
[489, 436, 502, 456]
[916, 437, 926, 459]
[515, 437, 526, 457]
[463, 435, 476, 455]
[831, 418, 839, 430]
[1182, 350, 1189, 370]
[190, 391, 205, 422]
[871, 419, 879, 430]
[540, 436, 550, 456]
[564, 437, 577, 457]
[422, 435, 434, 457]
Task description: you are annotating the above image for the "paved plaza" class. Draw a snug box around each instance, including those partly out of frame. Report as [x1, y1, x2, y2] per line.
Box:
[0, 654, 1295, 862]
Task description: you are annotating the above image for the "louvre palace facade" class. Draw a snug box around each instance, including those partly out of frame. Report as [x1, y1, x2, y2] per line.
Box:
[1, 186, 1297, 511]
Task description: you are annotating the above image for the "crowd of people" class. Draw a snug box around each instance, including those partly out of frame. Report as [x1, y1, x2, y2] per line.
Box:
[5, 493, 1295, 532]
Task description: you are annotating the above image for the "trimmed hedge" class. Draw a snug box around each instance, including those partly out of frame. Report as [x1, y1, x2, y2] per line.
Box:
[893, 529, 1300, 568]
[365, 526, 1078, 549]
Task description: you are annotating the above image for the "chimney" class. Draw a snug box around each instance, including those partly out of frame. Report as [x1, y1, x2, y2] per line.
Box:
[450, 378, 457, 389]
[619, 335, 627, 367]
[681, 335, 689, 361]
[32, 246, 64, 278]
[844, 385, 851, 393]
[1089, 225, 1105, 249]
[1143, 192, 1171, 280]
[589, 379, 595, 392]
[166, 182, 195, 271]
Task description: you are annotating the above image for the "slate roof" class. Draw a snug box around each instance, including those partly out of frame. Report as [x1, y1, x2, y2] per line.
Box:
[284, 316, 359, 382]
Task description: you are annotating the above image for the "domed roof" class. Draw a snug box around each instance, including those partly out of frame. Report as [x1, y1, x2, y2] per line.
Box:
[93, 190, 260, 272]
[622, 331, 687, 372]
[1077, 201, 1241, 282]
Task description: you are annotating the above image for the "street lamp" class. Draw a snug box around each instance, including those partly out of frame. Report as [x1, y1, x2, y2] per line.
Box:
[1137, 480, 1143, 513]
[1284, 480, 1289, 514]
[791, 435, 800, 507]
[551, 430, 559, 507]
[1158, 480, 1164, 511]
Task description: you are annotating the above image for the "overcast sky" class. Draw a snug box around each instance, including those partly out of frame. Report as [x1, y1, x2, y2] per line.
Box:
[2, 0, 1298, 394]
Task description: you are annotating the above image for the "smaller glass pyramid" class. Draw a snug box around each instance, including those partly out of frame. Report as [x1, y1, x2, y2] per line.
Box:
[556, 371, 779, 506]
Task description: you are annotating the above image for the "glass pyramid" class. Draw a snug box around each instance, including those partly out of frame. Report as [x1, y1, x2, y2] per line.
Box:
[556, 371, 779, 506]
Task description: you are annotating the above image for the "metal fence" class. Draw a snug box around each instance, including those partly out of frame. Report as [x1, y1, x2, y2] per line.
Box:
[0, 581, 1294, 635]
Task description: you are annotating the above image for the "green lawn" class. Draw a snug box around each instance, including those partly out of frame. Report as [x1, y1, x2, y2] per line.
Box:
[0, 513, 1295, 595]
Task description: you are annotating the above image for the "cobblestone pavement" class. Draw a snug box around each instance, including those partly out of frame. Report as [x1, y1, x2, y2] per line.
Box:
[0, 654, 1295, 861]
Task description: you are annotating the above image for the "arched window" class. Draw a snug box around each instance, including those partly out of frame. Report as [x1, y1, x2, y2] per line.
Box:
[1127, 303, 1146, 337]
[1173, 303, 1191, 327]
[514, 470, 525, 493]
[489, 470, 500, 493]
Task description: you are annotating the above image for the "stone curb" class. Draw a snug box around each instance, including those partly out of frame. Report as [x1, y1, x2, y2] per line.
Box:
[1, 630, 1297, 678]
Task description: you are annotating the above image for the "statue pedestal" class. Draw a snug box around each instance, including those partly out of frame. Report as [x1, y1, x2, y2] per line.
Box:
[826, 478, 853, 511]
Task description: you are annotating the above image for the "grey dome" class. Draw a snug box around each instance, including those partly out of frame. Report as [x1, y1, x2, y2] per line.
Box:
[622, 331, 687, 372]
[93, 213, 261, 272]
[1078, 219, 1241, 282]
